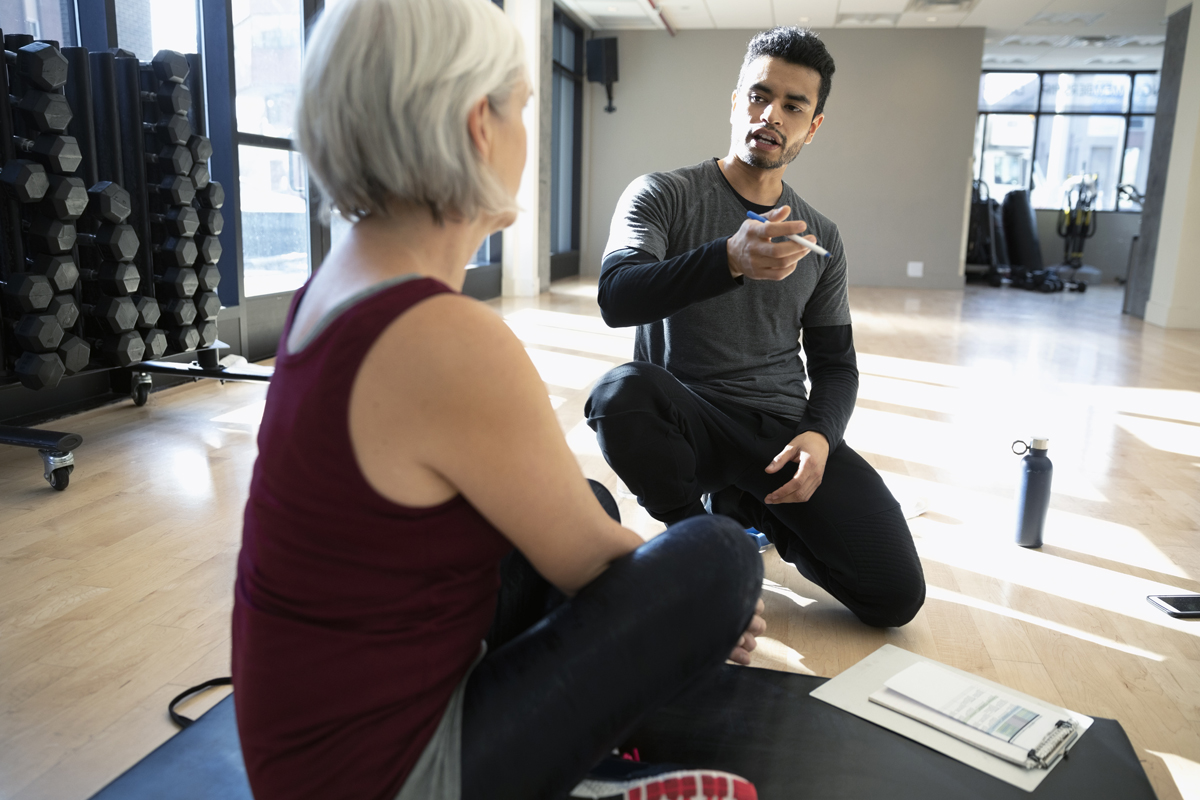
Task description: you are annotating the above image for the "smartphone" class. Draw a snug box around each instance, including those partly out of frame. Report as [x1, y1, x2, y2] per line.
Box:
[1147, 594, 1200, 619]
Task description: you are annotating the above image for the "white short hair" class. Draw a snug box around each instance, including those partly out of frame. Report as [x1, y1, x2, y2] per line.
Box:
[298, 0, 525, 222]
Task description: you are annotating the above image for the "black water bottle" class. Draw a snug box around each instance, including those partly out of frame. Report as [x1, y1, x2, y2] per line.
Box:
[1014, 437, 1052, 548]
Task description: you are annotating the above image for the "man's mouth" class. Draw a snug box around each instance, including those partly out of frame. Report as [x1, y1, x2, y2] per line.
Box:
[749, 130, 782, 150]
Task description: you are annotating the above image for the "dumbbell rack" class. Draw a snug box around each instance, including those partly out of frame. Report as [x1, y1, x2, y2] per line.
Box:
[0, 35, 272, 491]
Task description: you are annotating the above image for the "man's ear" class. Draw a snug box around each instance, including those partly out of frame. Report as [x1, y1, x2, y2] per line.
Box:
[467, 96, 493, 161]
[805, 112, 825, 145]
[729, 88, 739, 122]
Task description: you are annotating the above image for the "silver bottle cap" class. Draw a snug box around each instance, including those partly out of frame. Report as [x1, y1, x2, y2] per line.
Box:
[1031, 437, 1050, 450]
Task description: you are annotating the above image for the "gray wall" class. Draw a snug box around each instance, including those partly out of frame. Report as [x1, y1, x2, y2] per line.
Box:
[1034, 210, 1142, 285]
[582, 27, 985, 289]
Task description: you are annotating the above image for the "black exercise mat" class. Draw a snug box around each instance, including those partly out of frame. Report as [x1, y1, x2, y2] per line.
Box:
[90, 667, 1157, 799]
[625, 665, 1158, 800]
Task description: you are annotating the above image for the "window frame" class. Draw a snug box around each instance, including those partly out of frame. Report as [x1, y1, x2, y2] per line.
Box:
[976, 70, 1159, 213]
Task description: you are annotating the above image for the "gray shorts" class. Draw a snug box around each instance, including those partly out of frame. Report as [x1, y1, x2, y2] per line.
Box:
[394, 643, 486, 800]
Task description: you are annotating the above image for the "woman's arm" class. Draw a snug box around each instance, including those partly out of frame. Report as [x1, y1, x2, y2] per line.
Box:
[349, 292, 643, 594]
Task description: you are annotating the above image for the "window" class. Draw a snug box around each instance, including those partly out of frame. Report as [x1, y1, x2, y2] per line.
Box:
[549, 8, 583, 278]
[233, 0, 309, 297]
[114, 0, 201, 58]
[0, 0, 75, 45]
[975, 71, 1157, 212]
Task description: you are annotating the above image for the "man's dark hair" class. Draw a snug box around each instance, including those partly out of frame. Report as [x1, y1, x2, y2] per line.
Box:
[738, 27, 835, 116]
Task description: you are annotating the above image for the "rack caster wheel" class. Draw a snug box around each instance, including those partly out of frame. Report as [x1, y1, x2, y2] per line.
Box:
[39, 448, 75, 491]
[132, 372, 152, 406]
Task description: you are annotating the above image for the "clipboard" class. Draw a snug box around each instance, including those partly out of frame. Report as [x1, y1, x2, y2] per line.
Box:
[809, 645, 1094, 792]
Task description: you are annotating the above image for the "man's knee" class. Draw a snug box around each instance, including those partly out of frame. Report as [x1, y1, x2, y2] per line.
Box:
[843, 509, 926, 628]
[585, 361, 678, 424]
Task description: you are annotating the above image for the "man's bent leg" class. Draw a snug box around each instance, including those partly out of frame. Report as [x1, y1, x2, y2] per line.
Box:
[734, 442, 925, 628]
[586, 362, 749, 525]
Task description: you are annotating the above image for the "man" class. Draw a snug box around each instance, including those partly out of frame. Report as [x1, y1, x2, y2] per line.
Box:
[585, 27, 925, 628]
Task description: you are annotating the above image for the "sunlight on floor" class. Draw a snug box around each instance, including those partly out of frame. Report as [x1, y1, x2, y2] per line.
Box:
[524, 348, 616, 390]
[1148, 751, 1200, 800]
[167, 447, 215, 499]
[210, 401, 266, 427]
[926, 585, 1165, 661]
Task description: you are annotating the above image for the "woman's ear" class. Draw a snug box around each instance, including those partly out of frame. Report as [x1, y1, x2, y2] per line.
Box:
[467, 96, 493, 163]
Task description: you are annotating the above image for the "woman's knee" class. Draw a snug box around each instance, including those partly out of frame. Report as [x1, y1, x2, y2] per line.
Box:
[632, 515, 763, 638]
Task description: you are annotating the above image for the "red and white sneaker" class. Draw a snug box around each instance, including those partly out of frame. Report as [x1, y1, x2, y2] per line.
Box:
[569, 758, 757, 800]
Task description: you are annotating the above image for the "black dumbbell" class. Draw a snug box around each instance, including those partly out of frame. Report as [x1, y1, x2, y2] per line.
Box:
[132, 295, 160, 328]
[80, 262, 141, 295]
[14, 351, 65, 390]
[142, 327, 167, 359]
[47, 294, 79, 328]
[197, 235, 222, 265]
[42, 175, 88, 220]
[145, 50, 189, 84]
[154, 174, 196, 206]
[141, 83, 191, 115]
[90, 331, 145, 366]
[145, 144, 193, 177]
[76, 225, 140, 262]
[27, 254, 79, 292]
[87, 181, 132, 224]
[154, 236, 198, 268]
[197, 208, 223, 236]
[196, 181, 223, 209]
[82, 295, 138, 334]
[189, 161, 210, 190]
[23, 217, 76, 252]
[10, 90, 72, 132]
[0, 159, 49, 202]
[1, 273, 53, 312]
[57, 334, 91, 375]
[167, 324, 199, 353]
[197, 320, 218, 348]
[4, 42, 68, 91]
[196, 262, 221, 292]
[195, 291, 221, 321]
[9, 313, 64, 352]
[162, 297, 197, 326]
[144, 114, 191, 146]
[12, 133, 82, 174]
[156, 266, 199, 297]
[149, 205, 199, 237]
[187, 135, 212, 164]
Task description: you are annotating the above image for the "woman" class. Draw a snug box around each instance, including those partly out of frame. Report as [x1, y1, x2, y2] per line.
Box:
[231, 0, 765, 798]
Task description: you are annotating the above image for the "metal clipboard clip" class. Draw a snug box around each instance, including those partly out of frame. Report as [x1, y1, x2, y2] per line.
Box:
[1027, 719, 1079, 769]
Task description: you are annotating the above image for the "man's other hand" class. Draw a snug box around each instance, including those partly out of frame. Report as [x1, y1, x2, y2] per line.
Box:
[726, 205, 818, 281]
[764, 430, 830, 503]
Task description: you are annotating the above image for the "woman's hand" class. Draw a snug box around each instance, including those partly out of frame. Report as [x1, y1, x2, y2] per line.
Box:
[728, 598, 766, 665]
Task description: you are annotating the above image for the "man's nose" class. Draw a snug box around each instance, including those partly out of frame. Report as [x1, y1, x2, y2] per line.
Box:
[759, 103, 780, 125]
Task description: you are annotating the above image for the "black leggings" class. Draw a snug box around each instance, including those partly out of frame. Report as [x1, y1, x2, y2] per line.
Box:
[585, 361, 925, 628]
[460, 483, 763, 800]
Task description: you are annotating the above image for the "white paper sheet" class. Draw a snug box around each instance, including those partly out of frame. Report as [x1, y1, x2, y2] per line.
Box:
[809, 645, 1094, 792]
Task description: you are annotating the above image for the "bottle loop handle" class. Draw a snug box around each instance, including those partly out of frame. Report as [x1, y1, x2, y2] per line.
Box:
[1012, 440, 1030, 455]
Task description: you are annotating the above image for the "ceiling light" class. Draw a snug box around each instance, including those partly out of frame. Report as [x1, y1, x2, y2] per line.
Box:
[926, 16, 937, 22]
[1027, 12, 1104, 27]
[1086, 56, 1143, 65]
[798, 16, 809, 22]
[905, 0, 978, 11]
[999, 34, 1072, 47]
[982, 55, 1036, 65]
[836, 13, 899, 26]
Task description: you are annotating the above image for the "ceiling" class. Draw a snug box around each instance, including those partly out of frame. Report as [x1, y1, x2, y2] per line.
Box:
[557, 0, 1171, 70]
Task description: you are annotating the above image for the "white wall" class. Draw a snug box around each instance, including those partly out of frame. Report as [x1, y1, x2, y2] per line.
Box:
[581, 27, 985, 290]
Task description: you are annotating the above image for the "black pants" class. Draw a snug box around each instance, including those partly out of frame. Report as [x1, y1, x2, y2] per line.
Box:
[585, 361, 925, 628]
[461, 483, 763, 800]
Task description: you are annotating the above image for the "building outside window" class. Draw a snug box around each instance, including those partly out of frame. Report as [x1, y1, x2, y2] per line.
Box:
[974, 71, 1158, 213]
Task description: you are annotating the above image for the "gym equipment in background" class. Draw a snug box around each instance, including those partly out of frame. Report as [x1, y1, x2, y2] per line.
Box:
[964, 180, 1009, 287]
[1049, 173, 1100, 292]
[1, 36, 270, 489]
[1000, 189, 1069, 293]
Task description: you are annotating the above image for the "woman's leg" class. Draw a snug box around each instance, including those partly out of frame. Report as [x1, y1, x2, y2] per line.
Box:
[461, 513, 763, 800]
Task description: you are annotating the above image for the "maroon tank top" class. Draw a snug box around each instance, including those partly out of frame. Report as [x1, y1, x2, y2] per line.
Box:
[233, 275, 511, 800]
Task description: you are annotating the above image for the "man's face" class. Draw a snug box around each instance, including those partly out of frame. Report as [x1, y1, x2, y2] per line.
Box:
[729, 56, 825, 170]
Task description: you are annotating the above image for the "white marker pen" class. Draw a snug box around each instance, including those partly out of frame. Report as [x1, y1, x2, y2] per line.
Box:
[745, 210, 830, 258]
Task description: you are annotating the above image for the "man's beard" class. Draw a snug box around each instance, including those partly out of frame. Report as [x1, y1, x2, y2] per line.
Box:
[740, 135, 805, 170]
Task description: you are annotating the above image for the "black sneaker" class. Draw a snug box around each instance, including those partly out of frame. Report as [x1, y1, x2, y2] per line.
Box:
[568, 757, 757, 800]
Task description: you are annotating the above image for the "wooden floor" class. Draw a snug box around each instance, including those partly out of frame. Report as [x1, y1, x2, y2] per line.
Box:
[1, 280, 1198, 799]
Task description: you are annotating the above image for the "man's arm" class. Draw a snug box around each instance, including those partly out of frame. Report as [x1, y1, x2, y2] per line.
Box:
[597, 241, 740, 328]
[796, 324, 858, 453]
